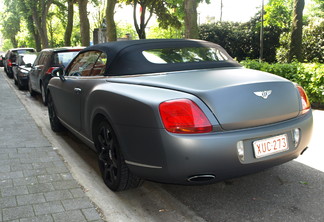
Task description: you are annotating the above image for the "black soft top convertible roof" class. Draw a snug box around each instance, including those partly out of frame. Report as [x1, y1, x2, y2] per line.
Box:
[80, 39, 241, 76]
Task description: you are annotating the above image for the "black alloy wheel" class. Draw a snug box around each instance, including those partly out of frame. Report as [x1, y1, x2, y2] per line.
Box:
[47, 92, 64, 132]
[94, 120, 142, 191]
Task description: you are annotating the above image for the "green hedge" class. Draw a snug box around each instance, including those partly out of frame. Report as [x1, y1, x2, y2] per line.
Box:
[240, 60, 324, 108]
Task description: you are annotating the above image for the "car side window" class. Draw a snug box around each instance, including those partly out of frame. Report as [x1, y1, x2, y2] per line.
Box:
[67, 51, 107, 77]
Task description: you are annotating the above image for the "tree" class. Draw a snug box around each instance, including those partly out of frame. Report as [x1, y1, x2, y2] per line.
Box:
[1, 0, 21, 48]
[288, 0, 304, 62]
[78, 0, 91, 46]
[183, 0, 210, 39]
[184, 0, 198, 38]
[121, 0, 181, 39]
[29, 0, 54, 49]
[17, 0, 42, 51]
[65, 0, 76, 46]
[106, 0, 118, 41]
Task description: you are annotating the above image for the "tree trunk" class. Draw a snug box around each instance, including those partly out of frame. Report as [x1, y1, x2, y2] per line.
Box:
[64, 0, 74, 46]
[106, 0, 117, 42]
[288, 0, 304, 62]
[184, 0, 199, 39]
[78, 0, 90, 46]
[30, 0, 53, 49]
[10, 37, 18, 48]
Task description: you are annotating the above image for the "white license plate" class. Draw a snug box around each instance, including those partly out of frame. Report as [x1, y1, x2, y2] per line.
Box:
[253, 134, 289, 158]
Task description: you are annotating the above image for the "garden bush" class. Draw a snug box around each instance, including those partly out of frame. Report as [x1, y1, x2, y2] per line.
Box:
[240, 60, 324, 108]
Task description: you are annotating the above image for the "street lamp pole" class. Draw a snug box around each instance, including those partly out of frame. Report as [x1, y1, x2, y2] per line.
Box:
[259, 0, 264, 62]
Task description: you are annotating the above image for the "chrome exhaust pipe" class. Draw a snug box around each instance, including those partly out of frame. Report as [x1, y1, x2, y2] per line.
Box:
[187, 174, 216, 182]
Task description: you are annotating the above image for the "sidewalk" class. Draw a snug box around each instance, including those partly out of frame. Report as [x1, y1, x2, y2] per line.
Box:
[0, 71, 104, 222]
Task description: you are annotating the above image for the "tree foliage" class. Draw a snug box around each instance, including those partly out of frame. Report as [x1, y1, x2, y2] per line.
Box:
[1, 0, 21, 48]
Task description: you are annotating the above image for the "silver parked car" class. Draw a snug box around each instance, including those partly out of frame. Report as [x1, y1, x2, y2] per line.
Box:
[47, 39, 313, 191]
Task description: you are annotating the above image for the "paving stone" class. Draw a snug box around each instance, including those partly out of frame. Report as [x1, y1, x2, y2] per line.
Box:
[0, 171, 23, 180]
[33, 201, 65, 216]
[2, 205, 35, 221]
[62, 197, 94, 211]
[27, 183, 55, 194]
[0, 196, 17, 208]
[0, 185, 28, 197]
[10, 163, 33, 171]
[70, 188, 87, 198]
[17, 193, 46, 206]
[0, 179, 13, 188]
[52, 180, 80, 190]
[82, 208, 102, 221]
[13, 176, 38, 186]
[44, 190, 73, 202]
[52, 210, 87, 222]
[46, 165, 69, 174]
[23, 168, 48, 177]
[20, 215, 54, 222]
[37, 174, 62, 183]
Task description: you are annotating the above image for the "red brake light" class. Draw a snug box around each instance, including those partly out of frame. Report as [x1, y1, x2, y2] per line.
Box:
[46, 67, 58, 75]
[297, 85, 311, 114]
[8, 59, 12, 67]
[159, 99, 212, 134]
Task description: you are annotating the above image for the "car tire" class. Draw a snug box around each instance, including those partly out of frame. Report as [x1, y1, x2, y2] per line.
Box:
[94, 120, 143, 191]
[41, 83, 48, 106]
[47, 92, 65, 132]
[28, 78, 36, 97]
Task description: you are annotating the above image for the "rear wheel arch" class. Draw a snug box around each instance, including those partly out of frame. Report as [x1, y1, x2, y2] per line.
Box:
[91, 113, 143, 191]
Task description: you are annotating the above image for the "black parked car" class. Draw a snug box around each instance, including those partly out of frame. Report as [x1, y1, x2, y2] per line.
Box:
[12, 53, 37, 90]
[28, 47, 84, 105]
[4, 48, 36, 78]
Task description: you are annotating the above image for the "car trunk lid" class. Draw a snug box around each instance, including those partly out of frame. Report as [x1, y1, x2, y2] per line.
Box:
[108, 67, 300, 130]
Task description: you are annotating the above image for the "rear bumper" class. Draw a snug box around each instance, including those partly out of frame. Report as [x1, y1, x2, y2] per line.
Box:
[120, 111, 313, 184]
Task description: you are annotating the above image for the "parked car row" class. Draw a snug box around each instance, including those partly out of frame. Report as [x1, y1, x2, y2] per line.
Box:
[0, 47, 84, 105]
[1, 39, 313, 192]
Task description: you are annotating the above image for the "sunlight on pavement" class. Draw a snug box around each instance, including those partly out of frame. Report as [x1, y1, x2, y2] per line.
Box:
[295, 110, 324, 172]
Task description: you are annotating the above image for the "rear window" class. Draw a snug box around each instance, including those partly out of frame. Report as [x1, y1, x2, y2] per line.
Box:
[16, 49, 36, 54]
[142, 47, 229, 64]
[54, 51, 79, 67]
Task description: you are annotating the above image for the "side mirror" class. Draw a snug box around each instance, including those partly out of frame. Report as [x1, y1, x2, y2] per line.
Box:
[52, 67, 65, 81]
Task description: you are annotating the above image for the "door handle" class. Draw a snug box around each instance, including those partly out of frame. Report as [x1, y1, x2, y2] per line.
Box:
[74, 88, 82, 94]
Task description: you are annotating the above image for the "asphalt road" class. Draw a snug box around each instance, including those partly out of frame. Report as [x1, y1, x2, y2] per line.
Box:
[4, 70, 324, 222]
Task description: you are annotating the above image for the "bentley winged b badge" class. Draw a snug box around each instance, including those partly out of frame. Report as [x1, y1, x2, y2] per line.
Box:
[254, 90, 272, 99]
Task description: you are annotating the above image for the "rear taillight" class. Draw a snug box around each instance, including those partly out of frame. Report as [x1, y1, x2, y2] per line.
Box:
[297, 85, 311, 115]
[8, 59, 12, 67]
[159, 99, 212, 134]
[46, 67, 58, 75]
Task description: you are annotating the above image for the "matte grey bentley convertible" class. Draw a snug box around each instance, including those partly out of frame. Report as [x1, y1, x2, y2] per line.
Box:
[47, 39, 313, 191]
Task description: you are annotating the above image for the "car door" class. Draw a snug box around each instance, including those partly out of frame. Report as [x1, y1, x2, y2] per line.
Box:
[30, 52, 46, 92]
[51, 51, 106, 131]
